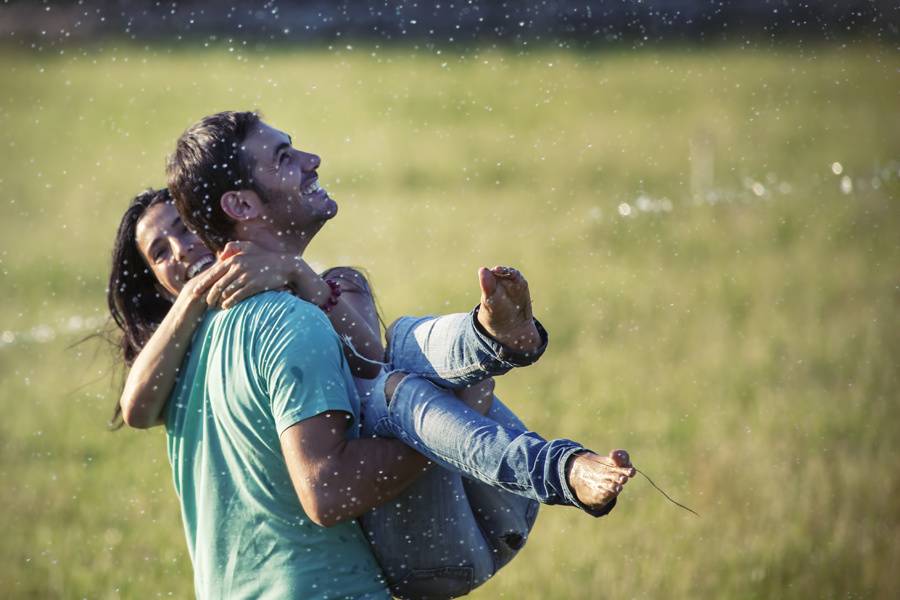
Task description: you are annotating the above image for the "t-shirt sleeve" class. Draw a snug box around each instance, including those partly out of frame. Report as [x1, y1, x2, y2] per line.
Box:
[255, 297, 355, 435]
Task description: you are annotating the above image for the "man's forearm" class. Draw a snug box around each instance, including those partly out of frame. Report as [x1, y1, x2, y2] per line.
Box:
[281, 416, 432, 528]
[316, 437, 431, 526]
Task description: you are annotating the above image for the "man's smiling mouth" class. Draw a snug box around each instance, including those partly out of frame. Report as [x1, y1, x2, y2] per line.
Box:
[300, 178, 322, 197]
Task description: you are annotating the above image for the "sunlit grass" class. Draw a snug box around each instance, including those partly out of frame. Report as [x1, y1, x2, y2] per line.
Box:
[0, 43, 897, 598]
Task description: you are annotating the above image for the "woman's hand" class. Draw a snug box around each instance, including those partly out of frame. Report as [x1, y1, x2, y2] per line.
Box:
[204, 241, 303, 309]
[175, 256, 231, 311]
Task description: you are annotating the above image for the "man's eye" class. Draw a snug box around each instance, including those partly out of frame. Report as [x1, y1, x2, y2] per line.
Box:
[279, 152, 290, 165]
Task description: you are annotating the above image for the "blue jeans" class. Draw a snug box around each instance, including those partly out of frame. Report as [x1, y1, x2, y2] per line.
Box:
[359, 307, 604, 599]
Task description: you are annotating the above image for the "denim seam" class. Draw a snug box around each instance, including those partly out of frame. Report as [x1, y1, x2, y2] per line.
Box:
[424, 360, 492, 380]
[386, 317, 490, 380]
[471, 305, 549, 367]
[391, 425, 531, 494]
[557, 446, 599, 512]
[385, 377, 531, 492]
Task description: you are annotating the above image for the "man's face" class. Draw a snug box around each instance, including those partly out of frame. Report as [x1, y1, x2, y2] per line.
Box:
[135, 201, 215, 299]
[240, 122, 337, 238]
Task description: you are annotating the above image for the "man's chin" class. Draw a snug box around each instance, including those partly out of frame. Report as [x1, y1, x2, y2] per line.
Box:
[317, 196, 338, 221]
[322, 197, 339, 219]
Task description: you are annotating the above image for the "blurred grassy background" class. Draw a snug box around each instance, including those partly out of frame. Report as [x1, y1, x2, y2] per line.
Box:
[0, 43, 897, 598]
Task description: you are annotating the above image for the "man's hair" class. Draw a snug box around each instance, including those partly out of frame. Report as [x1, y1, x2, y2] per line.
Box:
[166, 110, 261, 252]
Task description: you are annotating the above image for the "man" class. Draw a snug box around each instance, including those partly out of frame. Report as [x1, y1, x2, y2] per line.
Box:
[165, 111, 634, 598]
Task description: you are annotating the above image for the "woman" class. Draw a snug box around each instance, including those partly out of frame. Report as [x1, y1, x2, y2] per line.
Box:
[108, 188, 634, 598]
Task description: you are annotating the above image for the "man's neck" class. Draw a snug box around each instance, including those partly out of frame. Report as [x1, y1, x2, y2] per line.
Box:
[233, 221, 322, 257]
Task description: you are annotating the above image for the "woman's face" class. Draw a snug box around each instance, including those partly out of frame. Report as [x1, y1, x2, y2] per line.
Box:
[135, 201, 215, 299]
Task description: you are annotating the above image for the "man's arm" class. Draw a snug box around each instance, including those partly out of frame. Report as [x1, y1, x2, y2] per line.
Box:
[280, 410, 430, 527]
[260, 298, 426, 527]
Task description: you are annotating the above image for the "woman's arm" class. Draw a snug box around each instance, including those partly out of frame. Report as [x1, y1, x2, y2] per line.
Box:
[313, 266, 385, 379]
[119, 262, 229, 428]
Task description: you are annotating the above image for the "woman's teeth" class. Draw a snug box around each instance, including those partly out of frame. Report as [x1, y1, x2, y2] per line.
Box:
[187, 255, 214, 279]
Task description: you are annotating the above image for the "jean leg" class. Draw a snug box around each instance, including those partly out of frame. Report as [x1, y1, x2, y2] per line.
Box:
[359, 374, 500, 598]
[459, 396, 540, 569]
[377, 374, 591, 510]
[360, 470, 496, 599]
[386, 308, 548, 390]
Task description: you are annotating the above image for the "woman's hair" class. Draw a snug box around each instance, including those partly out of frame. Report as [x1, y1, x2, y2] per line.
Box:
[107, 188, 174, 426]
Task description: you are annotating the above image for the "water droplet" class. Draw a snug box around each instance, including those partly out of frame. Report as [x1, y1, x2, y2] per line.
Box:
[840, 175, 853, 194]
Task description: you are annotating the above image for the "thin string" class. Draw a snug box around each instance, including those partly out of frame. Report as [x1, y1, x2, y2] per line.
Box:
[339, 333, 390, 367]
[633, 464, 700, 517]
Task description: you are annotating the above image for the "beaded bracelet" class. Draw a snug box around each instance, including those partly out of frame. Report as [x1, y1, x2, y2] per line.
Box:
[318, 278, 342, 313]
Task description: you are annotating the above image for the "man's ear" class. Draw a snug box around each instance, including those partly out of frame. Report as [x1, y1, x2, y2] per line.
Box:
[221, 190, 262, 222]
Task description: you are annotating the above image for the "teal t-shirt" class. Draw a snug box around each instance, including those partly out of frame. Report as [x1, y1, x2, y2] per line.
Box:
[165, 291, 389, 599]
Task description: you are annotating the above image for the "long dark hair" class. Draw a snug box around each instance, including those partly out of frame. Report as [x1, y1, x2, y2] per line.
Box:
[106, 188, 174, 427]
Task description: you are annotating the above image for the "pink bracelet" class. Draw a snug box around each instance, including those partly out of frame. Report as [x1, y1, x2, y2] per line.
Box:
[318, 279, 342, 313]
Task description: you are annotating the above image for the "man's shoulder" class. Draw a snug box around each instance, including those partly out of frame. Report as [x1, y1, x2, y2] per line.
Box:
[232, 290, 321, 320]
[227, 291, 331, 339]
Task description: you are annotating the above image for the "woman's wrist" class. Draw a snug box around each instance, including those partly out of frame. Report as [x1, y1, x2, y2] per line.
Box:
[286, 256, 332, 305]
[171, 289, 209, 329]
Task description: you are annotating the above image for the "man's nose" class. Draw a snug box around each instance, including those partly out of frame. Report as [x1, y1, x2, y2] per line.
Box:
[299, 151, 321, 172]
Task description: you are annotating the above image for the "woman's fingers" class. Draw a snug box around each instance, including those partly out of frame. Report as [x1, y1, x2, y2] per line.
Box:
[219, 240, 250, 261]
[185, 260, 230, 299]
[206, 267, 243, 307]
[220, 275, 261, 309]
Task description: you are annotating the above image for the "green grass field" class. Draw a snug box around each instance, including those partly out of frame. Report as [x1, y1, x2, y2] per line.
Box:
[0, 42, 897, 598]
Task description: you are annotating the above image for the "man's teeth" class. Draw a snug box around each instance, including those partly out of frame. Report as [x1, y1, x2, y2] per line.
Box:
[187, 256, 214, 279]
[301, 180, 321, 196]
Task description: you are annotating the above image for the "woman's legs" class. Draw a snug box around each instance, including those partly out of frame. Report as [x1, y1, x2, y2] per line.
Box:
[457, 396, 541, 570]
[372, 374, 588, 508]
[359, 392, 539, 599]
[354, 268, 623, 596]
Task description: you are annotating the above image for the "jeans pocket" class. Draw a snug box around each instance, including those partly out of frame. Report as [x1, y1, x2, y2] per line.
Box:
[390, 565, 475, 600]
